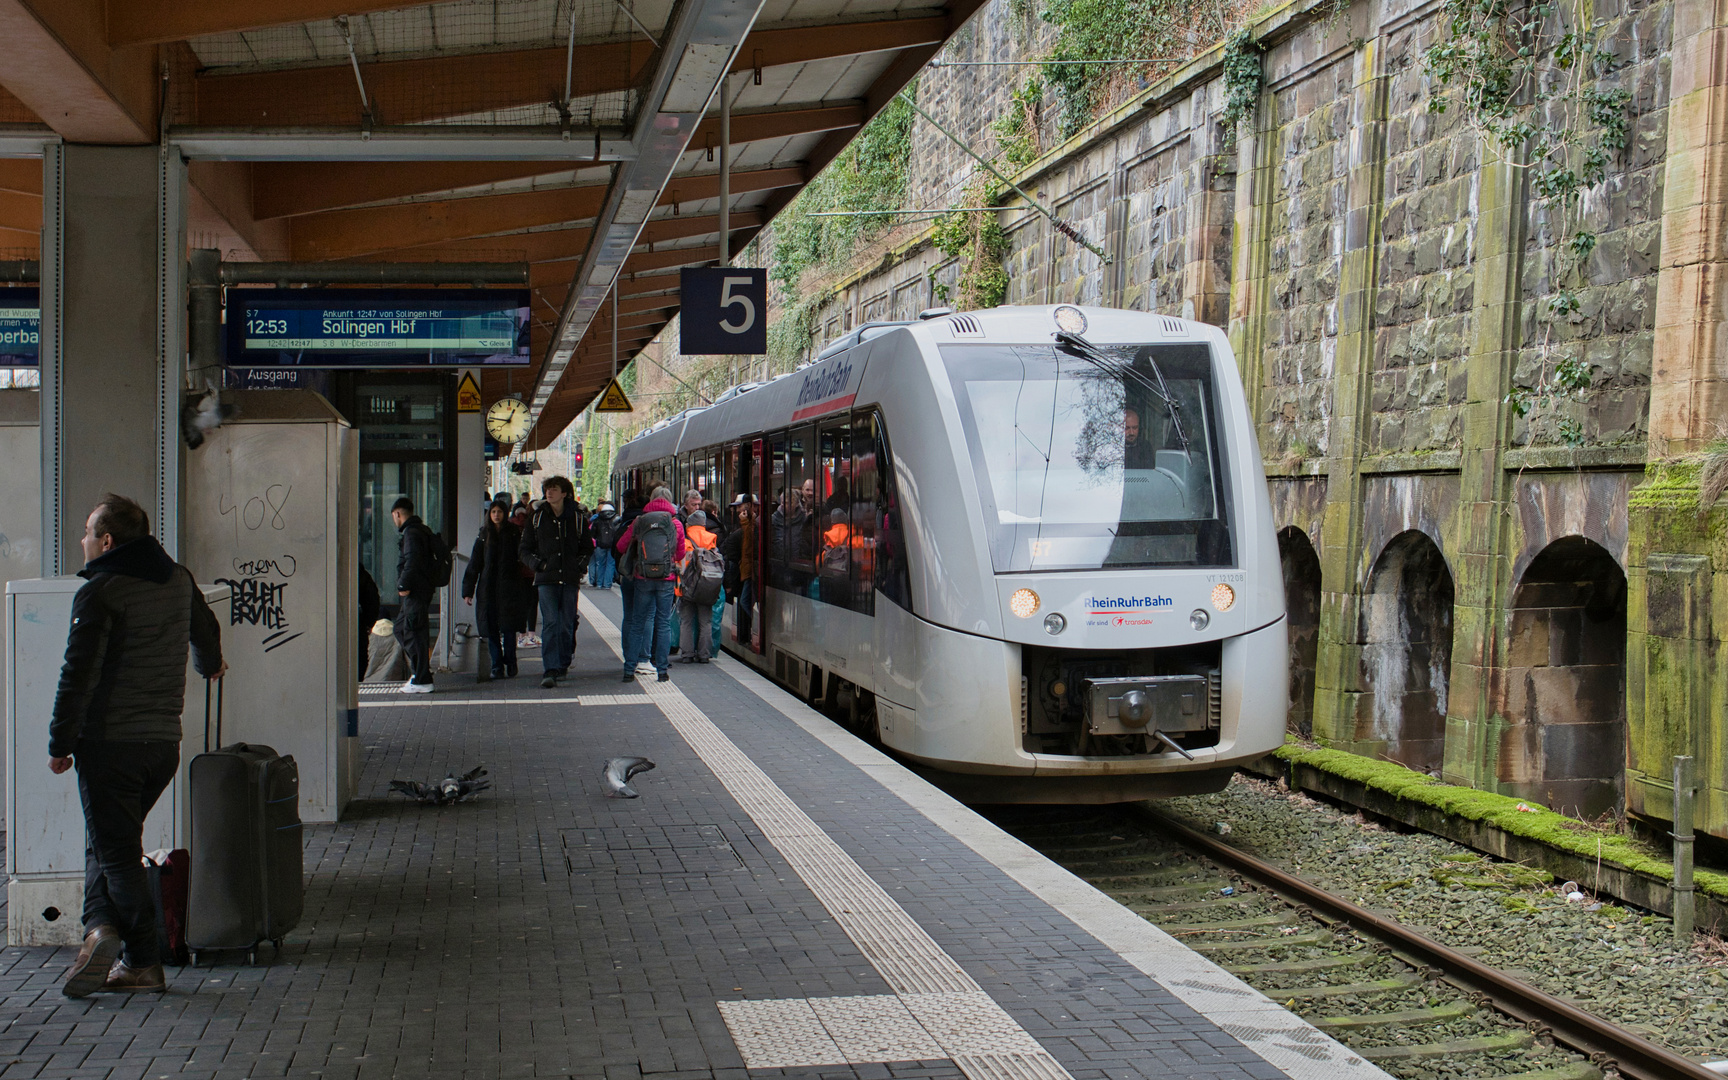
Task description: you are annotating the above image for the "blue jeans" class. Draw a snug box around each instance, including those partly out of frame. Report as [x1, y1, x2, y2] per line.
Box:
[538, 583, 580, 675]
[627, 578, 676, 674]
[710, 588, 726, 657]
[589, 547, 616, 589]
[485, 631, 518, 675]
[618, 576, 637, 667]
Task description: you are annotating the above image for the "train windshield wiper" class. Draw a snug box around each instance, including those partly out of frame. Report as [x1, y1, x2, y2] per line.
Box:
[1055, 330, 1188, 451]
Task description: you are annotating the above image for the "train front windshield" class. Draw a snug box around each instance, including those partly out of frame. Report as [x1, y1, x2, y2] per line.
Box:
[942, 342, 1233, 572]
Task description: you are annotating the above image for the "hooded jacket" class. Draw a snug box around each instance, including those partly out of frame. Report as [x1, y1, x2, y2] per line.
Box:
[396, 514, 438, 597]
[520, 498, 592, 586]
[50, 536, 223, 756]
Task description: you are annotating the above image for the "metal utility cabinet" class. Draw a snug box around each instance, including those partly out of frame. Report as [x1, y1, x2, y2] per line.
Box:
[6, 580, 230, 945]
[182, 390, 360, 823]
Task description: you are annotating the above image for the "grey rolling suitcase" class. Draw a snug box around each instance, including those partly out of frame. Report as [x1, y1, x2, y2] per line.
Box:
[186, 681, 304, 963]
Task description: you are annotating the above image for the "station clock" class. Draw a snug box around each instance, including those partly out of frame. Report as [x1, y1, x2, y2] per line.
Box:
[485, 397, 532, 444]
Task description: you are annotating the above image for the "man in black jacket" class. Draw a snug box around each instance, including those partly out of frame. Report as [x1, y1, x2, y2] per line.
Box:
[50, 494, 224, 998]
[519, 475, 589, 688]
[392, 497, 437, 694]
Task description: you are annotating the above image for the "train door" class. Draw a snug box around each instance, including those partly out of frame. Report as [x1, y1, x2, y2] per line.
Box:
[751, 437, 767, 653]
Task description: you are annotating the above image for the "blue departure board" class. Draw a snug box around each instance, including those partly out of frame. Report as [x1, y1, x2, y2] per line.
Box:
[225, 288, 531, 368]
[0, 288, 40, 366]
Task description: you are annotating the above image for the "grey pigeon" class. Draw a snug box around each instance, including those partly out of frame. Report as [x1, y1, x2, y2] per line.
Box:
[182, 381, 238, 449]
[391, 765, 490, 805]
[602, 756, 655, 799]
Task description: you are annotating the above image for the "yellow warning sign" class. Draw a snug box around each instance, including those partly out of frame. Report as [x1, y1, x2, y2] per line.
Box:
[456, 372, 483, 412]
[595, 378, 633, 413]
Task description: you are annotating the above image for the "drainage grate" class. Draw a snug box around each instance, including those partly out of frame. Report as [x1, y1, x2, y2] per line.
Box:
[559, 824, 746, 875]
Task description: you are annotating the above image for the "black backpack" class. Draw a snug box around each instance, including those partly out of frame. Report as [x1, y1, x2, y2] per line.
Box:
[424, 526, 454, 588]
[629, 511, 677, 580]
[593, 514, 621, 552]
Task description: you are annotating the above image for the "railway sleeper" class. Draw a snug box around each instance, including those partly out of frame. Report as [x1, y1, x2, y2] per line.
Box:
[1263, 973, 1425, 1000]
[1226, 953, 1373, 975]
[1187, 930, 1332, 952]
[1310, 999, 1477, 1031]
[1132, 895, 1256, 916]
[1161, 912, 1296, 933]
[1106, 881, 1233, 900]
[1484, 1064, 1603, 1080]
[1356, 1030, 1536, 1061]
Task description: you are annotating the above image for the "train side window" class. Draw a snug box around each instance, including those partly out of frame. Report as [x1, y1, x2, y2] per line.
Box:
[864, 412, 913, 612]
[849, 417, 877, 617]
[791, 425, 817, 591]
[817, 420, 853, 609]
[769, 433, 794, 590]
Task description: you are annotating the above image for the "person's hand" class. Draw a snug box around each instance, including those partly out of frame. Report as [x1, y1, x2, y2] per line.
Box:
[209, 660, 228, 680]
[398, 590, 409, 597]
[48, 756, 72, 775]
[464, 596, 473, 606]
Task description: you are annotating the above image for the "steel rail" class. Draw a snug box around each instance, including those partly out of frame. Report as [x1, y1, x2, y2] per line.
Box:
[1139, 807, 1719, 1080]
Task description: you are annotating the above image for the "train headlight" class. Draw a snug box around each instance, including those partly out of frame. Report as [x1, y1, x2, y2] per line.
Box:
[1053, 305, 1088, 334]
[1009, 588, 1041, 618]
[1043, 612, 1066, 635]
[1189, 608, 1210, 631]
[1211, 583, 1236, 611]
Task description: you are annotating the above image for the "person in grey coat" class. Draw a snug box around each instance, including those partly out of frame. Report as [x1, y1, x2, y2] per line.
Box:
[49, 494, 224, 998]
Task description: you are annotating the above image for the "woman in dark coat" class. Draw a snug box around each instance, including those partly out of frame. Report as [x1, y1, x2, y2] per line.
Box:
[463, 498, 531, 677]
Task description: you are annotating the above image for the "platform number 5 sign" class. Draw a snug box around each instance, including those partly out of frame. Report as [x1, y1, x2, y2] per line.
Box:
[681, 267, 767, 355]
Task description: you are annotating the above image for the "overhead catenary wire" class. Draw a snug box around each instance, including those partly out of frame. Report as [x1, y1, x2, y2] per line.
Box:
[334, 15, 374, 126]
[895, 88, 1109, 262]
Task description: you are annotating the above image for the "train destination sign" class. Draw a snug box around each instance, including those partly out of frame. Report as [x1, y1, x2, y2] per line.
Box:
[0, 288, 40, 367]
[225, 288, 531, 369]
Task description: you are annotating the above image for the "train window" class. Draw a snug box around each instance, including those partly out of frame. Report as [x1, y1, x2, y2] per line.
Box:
[860, 411, 913, 611]
[941, 342, 1233, 571]
[816, 421, 853, 609]
[791, 425, 817, 584]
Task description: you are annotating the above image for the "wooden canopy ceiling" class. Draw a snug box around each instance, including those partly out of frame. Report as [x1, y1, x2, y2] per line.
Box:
[0, 0, 985, 449]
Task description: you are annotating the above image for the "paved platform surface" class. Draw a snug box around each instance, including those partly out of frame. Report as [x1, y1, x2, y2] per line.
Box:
[0, 589, 1383, 1080]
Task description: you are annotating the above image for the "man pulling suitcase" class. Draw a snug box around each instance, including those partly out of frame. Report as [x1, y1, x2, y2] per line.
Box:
[48, 494, 225, 997]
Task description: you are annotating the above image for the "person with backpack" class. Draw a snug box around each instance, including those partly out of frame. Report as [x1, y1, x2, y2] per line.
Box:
[614, 486, 685, 683]
[392, 496, 445, 694]
[519, 475, 590, 689]
[588, 502, 620, 590]
[676, 511, 723, 664]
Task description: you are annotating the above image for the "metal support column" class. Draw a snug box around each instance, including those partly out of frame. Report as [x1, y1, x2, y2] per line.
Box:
[157, 148, 188, 560]
[719, 74, 731, 267]
[38, 145, 63, 576]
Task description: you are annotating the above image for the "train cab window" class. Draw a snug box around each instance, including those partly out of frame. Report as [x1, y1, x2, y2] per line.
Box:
[816, 421, 853, 609]
[942, 343, 1233, 572]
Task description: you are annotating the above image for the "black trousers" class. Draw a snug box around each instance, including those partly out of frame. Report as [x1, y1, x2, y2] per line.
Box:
[395, 592, 433, 684]
[76, 739, 180, 968]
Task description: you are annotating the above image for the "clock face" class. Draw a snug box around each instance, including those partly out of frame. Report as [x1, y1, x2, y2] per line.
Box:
[486, 398, 532, 444]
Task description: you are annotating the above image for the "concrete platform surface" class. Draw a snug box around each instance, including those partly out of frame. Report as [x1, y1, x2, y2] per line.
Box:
[0, 589, 1385, 1080]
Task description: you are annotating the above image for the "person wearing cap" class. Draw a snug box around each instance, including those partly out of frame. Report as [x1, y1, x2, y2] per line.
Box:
[720, 493, 757, 648]
[391, 496, 437, 693]
[588, 501, 620, 590]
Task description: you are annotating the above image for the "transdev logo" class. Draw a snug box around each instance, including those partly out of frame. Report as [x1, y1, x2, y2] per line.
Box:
[792, 359, 856, 420]
[1086, 594, 1172, 628]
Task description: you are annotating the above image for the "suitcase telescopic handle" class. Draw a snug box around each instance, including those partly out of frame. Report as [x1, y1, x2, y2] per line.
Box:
[204, 676, 224, 753]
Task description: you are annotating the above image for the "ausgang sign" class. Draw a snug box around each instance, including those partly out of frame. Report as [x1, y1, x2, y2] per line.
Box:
[225, 288, 531, 369]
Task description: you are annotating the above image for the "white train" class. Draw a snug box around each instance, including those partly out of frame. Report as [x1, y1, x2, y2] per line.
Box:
[612, 305, 1287, 802]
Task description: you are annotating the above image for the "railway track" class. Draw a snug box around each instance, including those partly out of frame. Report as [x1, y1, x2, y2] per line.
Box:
[990, 805, 1719, 1080]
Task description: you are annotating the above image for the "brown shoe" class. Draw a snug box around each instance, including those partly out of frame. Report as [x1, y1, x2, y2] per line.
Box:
[101, 961, 166, 993]
[63, 925, 122, 999]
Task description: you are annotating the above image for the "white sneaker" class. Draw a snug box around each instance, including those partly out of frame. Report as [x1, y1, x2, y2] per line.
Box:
[399, 680, 434, 694]
[635, 662, 655, 676]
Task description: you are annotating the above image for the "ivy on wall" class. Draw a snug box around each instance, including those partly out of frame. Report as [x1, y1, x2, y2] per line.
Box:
[1219, 29, 1262, 137]
[769, 88, 917, 292]
[1423, 0, 1630, 445]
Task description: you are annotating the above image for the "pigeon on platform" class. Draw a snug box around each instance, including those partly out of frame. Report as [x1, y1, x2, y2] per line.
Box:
[182, 381, 238, 449]
[390, 766, 490, 805]
[602, 757, 655, 799]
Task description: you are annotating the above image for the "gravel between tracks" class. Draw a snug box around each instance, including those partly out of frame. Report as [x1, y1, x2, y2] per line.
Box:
[1160, 775, 1728, 1063]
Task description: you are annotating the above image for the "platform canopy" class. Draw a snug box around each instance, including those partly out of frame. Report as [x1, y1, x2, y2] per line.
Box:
[0, 0, 984, 448]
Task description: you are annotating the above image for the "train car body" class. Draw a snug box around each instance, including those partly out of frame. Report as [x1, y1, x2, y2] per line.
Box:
[612, 305, 1287, 802]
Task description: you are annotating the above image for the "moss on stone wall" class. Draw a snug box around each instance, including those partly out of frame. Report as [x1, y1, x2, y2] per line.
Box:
[1627, 460, 1701, 513]
[1271, 742, 1728, 900]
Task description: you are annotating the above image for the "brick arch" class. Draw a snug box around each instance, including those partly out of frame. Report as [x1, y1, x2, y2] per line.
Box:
[1278, 526, 1322, 739]
[1502, 536, 1627, 819]
[1360, 529, 1455, 775]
